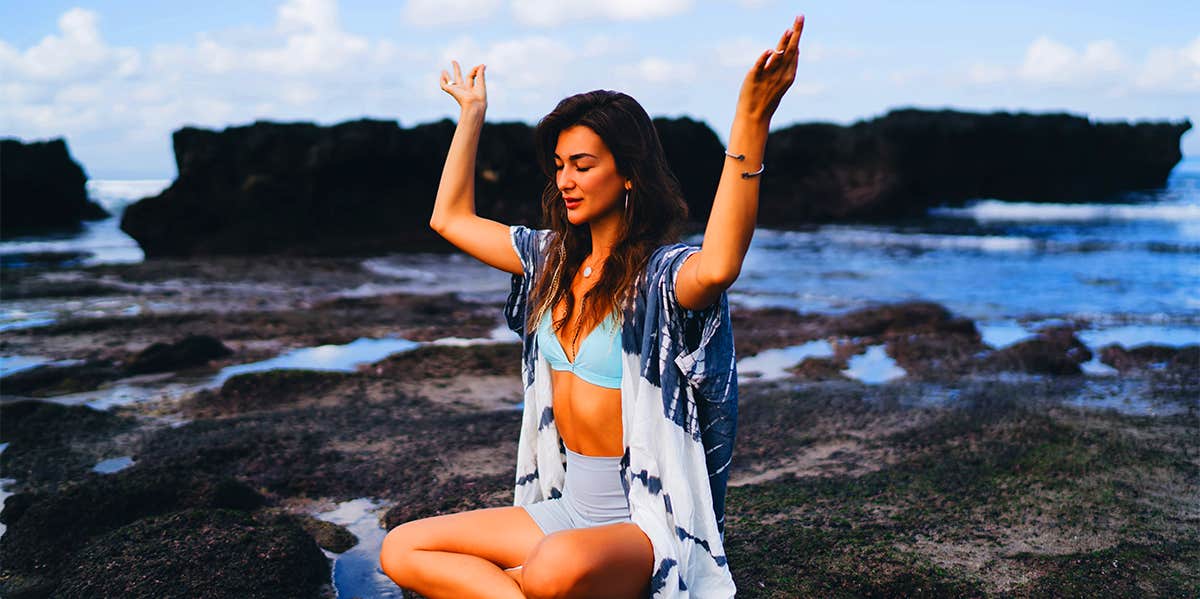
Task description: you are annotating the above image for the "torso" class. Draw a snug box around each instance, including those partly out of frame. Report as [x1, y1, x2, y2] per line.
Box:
[546, 270, 624, 458]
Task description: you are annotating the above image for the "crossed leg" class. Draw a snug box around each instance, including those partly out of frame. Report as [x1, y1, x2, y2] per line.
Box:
[379, 505, 544, 598]
[380, 505, 653, 599]
[522, 521, 654, 599]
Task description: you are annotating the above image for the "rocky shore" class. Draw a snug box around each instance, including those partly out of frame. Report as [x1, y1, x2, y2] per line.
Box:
[114, 108, 1190, 257]
[1, 256, 1197, 597]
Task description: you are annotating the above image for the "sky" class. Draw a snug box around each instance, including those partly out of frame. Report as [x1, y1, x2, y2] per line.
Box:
[1, 0, 1197, 179]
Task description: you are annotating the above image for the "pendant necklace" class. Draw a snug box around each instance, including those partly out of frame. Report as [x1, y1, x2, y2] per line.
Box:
[582, 255, 601, 278]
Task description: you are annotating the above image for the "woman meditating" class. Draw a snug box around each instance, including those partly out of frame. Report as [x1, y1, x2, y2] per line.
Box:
[381, 14, 804, 598]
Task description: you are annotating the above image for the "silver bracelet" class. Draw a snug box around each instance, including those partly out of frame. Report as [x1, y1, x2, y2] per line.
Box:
[724, 149, 765, 179]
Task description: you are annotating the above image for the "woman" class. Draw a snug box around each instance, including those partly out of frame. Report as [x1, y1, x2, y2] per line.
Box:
[381, 14, 804, 598]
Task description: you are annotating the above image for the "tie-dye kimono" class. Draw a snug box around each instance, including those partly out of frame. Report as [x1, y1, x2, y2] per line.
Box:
[505, 225, 739, 598]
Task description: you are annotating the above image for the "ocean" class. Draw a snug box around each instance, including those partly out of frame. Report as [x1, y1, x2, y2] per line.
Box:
[2, 158, 1198, 353]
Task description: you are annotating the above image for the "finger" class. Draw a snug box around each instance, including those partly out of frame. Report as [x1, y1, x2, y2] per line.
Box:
[441, 69, 453, 88]
[452, 60, 463, 83]
[788, 15, 804, 55]
[775, 27, 790, 54]
[478, 64, 486, 87]
[752, 48, 771, 74]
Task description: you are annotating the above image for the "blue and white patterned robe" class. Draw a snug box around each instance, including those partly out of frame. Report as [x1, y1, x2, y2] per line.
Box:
[505, 225, 739, 598]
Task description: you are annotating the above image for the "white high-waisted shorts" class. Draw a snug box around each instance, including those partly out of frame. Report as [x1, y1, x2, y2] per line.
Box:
[521, 445, 632, 535]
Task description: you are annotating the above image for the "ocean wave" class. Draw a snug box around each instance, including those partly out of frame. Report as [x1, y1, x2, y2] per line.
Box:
[772, 225, 1046, 253]
[928, 199, 1200, 222]
[755, 225, 1200, 254]
[86, 179, 172, 209]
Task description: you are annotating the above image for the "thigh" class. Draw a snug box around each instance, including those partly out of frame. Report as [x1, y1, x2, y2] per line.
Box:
[526, 521, 653, 599]
[382, 505, 545, 570]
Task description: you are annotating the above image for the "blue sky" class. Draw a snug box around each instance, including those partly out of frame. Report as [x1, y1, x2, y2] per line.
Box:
[2, 0, 1197, 179]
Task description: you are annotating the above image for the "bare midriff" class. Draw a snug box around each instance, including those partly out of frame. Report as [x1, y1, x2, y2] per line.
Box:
[549, 370, 624, 458]
[547, 296, 624, 459]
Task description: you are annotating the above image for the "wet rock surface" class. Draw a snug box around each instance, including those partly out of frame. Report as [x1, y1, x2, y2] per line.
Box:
[1, 257, 1196, 597]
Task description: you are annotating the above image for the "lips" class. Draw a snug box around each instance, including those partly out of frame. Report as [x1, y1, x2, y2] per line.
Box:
[564, 197, 583, 209]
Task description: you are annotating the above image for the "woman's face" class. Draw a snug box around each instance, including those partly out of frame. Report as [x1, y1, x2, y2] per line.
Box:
[554, 124, 628, 226]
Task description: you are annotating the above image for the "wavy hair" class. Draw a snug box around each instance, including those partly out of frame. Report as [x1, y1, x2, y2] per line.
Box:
[524, 90, 690, 339]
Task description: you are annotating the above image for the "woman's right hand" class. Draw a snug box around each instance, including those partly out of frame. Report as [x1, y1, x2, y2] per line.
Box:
[440, 60, 487, 111]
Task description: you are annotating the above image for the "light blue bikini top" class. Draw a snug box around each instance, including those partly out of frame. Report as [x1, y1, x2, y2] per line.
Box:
[537, 308, 623, 389]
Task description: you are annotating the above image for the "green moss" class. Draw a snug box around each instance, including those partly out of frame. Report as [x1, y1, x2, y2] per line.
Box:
[725, 388, 1197, 597]
[1006, 541, 1200, 598]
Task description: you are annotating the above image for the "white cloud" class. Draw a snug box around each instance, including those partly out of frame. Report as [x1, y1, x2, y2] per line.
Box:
[403, 0, 502, 26]
[0, 8, 140, 81]
[0, 0, 445, 178]
[1133, 35, 1200, 92]
[616, 57, 697, 84]
[1016, 36, 1127, 85]
[511, 0, 692, 27]
[277, 0, 340, 34]
[440, 34, 575, 105]
[960, 34, 1200, 94]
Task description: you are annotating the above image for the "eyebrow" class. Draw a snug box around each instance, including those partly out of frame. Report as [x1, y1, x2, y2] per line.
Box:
[553, 152, 597, 161]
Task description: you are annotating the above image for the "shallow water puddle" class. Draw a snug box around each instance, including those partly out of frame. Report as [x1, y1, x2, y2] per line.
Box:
[27, 330, 514, 411]
[736, 339, 837, 380]
[0, 443, 12, 539]
[312, 498, 403, 599]
[92, 455, 135, 474]
[0, 354, 85, 376]
[210, 336, 421, 387]
[841, 344, 907, 384]
[736, 339, 908, 384]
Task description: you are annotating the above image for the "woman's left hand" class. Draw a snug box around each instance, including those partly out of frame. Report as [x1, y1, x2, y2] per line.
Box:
[737, 14, 805, 124]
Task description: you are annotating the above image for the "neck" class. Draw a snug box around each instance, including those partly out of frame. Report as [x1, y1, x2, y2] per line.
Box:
[587, 207, 622, 261]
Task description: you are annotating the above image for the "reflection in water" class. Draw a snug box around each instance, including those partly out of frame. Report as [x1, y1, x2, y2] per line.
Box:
[736, 339, 836, 381]
[312, 498, 403, 599]
[841, 345, 907, 384]
[92, 456, 135, 474]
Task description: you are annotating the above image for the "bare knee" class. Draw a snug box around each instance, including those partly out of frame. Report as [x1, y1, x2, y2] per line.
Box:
[379, 524, 420, 585]
[522, 535, 584, 599]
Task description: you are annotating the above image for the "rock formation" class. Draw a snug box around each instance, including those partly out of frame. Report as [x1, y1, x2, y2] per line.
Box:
[118, 109, 1190, 257]
[1, 138, 108, 234]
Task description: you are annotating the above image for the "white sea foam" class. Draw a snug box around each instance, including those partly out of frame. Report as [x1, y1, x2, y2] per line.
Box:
[771, 225, 1043, 253]
[929, 199, 1200, 222]
[86, 179, 172, 209]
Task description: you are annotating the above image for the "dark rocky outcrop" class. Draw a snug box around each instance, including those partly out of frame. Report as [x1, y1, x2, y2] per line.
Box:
[0, 138, 108, 234]
[1099, 342, 1200, 373]
[979, 325, 1094, 375]
[53, 508, 331, 599]
[759, 108, 1191, 222]
[118, 109, 1187, 257]
[124, 333, 234, 374]
[0, 360, 126, 397]
[184, 369, 353, 417]
[0, 467, 289, 598]
[119, 116, 722, 258]
[0, 400, 136, 489]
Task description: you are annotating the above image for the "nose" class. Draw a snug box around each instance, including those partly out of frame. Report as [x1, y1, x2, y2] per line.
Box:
[558, 170, 574, 194]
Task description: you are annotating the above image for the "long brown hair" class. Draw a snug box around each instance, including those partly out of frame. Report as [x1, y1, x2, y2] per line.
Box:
[524, 90, 690, 338]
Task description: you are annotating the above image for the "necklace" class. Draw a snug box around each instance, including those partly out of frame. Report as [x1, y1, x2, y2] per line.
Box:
[582, 254, 603, 278]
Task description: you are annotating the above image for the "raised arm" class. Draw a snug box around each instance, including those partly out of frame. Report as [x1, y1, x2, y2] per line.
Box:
[675, 14, 805, 311]
[428, 60, 523, 276]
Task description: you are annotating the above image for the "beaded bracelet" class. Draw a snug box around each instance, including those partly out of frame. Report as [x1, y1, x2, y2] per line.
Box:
[724, 149, 765, 178]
